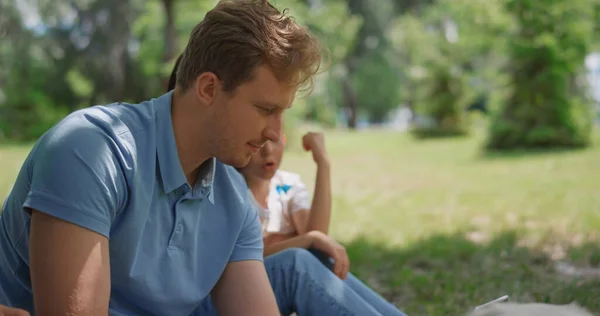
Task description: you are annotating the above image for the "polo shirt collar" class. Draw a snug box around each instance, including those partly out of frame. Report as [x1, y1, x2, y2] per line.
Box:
[154, 91, 216, 204]
[196, 157, 216, 204]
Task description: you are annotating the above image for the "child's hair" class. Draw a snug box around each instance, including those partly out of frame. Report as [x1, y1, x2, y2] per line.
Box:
[168, 54, 183, 92]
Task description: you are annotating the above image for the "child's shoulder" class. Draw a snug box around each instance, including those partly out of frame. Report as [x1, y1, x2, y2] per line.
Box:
[271, 170, 307, 198]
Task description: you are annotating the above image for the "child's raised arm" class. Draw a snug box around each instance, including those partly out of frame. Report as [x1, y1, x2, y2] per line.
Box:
[291, 132, 331, 235]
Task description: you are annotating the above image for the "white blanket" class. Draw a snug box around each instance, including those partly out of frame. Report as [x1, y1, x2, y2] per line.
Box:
[469, 302, 594, 316]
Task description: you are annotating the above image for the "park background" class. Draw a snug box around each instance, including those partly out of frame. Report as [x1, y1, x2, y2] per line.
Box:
[1, 0, 600, 314]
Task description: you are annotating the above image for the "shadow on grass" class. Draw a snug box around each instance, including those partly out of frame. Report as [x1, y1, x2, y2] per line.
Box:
[343, 230, 600, 316]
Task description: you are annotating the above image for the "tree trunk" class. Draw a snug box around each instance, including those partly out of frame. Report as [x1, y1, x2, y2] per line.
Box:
[342, 77, 358, 129]
[161, 0, 177, 90]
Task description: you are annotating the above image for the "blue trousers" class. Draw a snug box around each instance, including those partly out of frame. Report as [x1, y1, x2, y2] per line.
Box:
[198, 248, 407, 315]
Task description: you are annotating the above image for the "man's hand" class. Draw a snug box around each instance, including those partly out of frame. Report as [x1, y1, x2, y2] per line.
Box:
[307, 231, 349, 279]
[302, 132, 329, 166]
[0, 305, 29, 316]
[29, 211, 111, 316]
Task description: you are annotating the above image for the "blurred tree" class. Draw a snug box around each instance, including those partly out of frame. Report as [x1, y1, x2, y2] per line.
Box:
[271, 0, 361, 145]
[161, 0, 177, 63]
[0, 0, 70, 140]
[0, 0, 151, 140]
[42, 0, 143, 103]
[334, 0, 438, 129]
[351, 51, 402, 124]
[340, 0, 398, 128]
[389, 0, 511, 138]
[0, 0, 360, 140]
[594, 2, 600, 50]
[486, 0, 597, 149]
[133, 0, 219, 91]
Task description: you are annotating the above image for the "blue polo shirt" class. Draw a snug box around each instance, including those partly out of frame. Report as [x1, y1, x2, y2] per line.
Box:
[0, 91, 264, 315]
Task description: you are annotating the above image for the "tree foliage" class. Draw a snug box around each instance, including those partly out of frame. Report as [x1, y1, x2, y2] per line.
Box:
[487, 0, 597, 149]
[389, 0, 511, 138]
[0, 0, 598, 144]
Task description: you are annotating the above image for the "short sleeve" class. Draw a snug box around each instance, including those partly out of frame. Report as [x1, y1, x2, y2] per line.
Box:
[23, 118, 127, 238]
[229, 190, 264, 263]
[289, 177, 311, 214]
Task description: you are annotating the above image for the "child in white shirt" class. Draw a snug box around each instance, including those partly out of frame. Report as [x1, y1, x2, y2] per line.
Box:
[237, 131, 407, 316]
[237, 132, 341, 269]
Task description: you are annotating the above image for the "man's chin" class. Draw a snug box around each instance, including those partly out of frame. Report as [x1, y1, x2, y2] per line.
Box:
[222, 155, 252, 169]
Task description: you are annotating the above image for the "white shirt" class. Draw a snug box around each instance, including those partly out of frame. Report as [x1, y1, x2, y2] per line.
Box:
[251, 170, 311, 237]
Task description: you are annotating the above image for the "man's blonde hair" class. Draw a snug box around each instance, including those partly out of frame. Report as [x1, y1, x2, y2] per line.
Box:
[176, 0, 324, 95]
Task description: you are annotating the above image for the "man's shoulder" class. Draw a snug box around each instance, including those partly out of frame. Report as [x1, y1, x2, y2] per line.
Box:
[60, 99, 156, 137]
[35, 99, 157, 155]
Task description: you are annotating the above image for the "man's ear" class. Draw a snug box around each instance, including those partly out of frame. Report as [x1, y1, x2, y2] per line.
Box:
[194, 72, 221, 106]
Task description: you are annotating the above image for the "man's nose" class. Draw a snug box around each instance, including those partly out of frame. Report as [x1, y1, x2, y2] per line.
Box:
[264, 114, 282, 143]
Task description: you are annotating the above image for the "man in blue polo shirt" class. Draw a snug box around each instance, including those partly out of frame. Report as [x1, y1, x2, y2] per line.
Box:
[0, 1, 323, 315]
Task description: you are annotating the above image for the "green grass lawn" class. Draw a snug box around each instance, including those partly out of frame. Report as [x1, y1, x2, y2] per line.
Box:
[1, 128, 600, 315]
